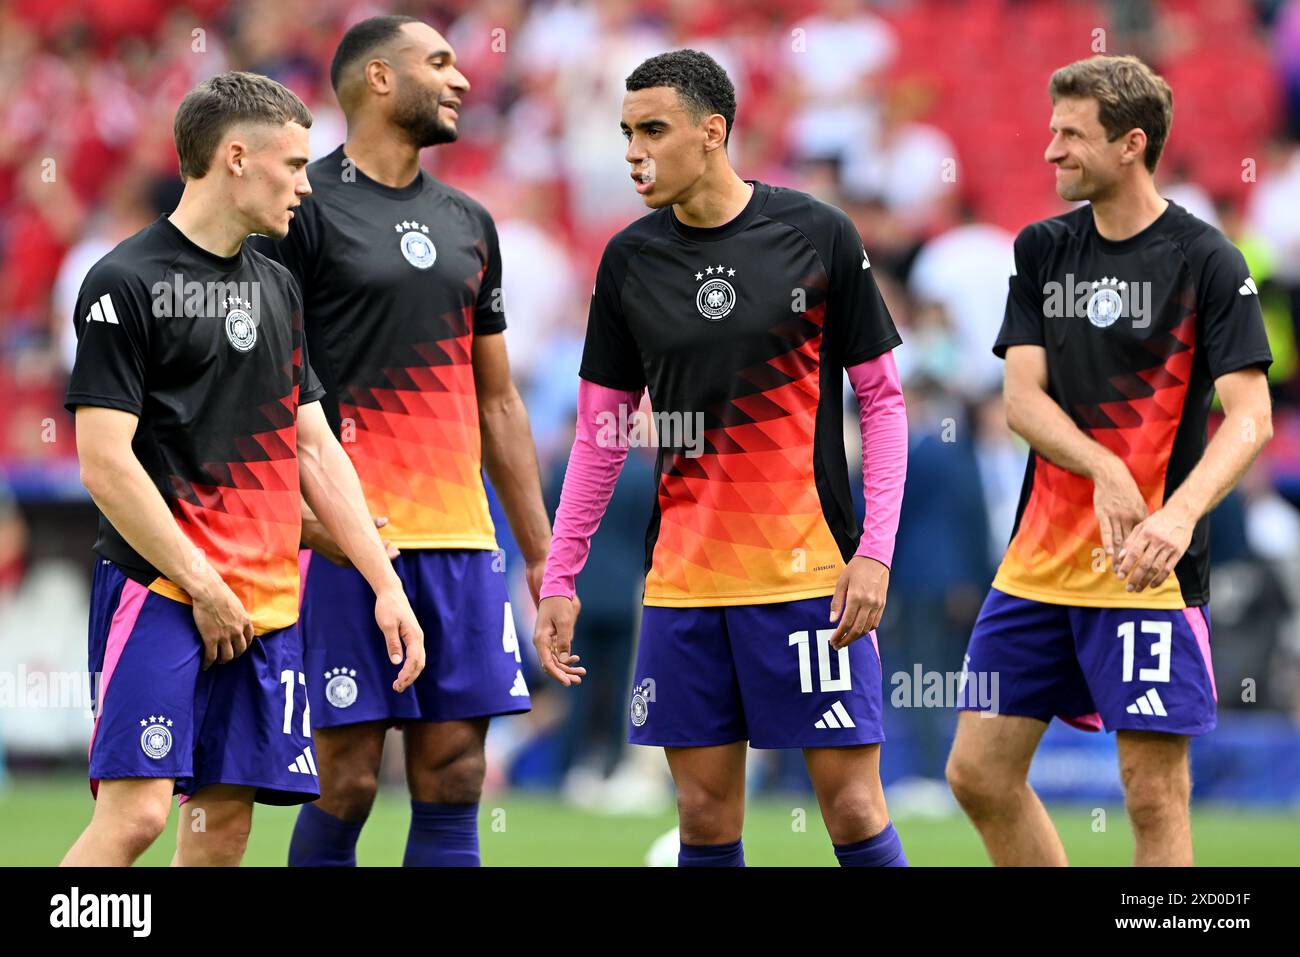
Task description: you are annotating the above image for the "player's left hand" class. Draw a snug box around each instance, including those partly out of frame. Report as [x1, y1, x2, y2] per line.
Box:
[374, 586, 425, 692]
[1116, 503, 1195, 593]
[829, 556, 890, 650]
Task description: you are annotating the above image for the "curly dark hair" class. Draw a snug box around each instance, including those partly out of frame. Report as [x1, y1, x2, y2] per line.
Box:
[626, 49, 736, 145]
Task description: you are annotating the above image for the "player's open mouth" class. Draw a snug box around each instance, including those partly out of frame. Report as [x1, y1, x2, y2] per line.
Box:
[440, 100, 460, 118]
[631, 170, 654, 194]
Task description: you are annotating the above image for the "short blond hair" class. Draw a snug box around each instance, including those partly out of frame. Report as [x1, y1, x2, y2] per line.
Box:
[1048, 55, 1173, 173]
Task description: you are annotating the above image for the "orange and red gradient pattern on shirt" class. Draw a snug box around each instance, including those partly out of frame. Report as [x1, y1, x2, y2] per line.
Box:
[335, 307, 496, 550]
[994, 314, 1196, 609]
[645, 305, 844, 607]
[150, 356, 307, 634]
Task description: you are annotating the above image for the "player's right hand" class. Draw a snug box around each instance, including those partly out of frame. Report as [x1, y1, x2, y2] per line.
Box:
[191, 577, 255, 670]
[1092, 459, 1148, 565]
[532, 595, 587, 687]
[374, 586, 424, 692]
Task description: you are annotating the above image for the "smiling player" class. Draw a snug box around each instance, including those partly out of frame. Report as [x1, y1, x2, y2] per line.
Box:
[257, 17, 550, 868]
[945, 55, 1273, 866]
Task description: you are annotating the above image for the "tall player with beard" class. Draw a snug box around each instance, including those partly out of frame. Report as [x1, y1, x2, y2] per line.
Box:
[257, 17, 550, 867]
[533, 51, 910, 867]
[945, 56, 1273, 866]
[61, 72, 423, 867]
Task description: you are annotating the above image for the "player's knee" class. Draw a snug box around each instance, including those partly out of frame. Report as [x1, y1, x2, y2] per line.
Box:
[946, 753, 1011, 815]
[194, 817, 252, 866]
[820, 786, 885, 842]
[675, 784, 742, 843]
[413, 747, 486, 804]
[113, 802, 170, 855]
[320, 764, 380, 820]
[1122, 768, 1188, 834]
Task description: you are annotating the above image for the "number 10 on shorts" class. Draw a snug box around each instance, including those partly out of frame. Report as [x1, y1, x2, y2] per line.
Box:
[789, 629, 851, 694]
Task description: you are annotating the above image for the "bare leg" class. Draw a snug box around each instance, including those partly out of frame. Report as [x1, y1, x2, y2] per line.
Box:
[173, 784, 256, 867]
[404, 719, 489, 805]
[1117, 730, 1193, 866]
[61, 778, 174, 866]
[946, 711, 1067, 866]
[312, 721, 388, 821]
[803, 744, 890, 845]
[664, 742, 747, 847]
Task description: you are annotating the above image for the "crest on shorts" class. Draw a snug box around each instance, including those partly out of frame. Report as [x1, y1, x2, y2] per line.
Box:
[223, 296, 257, 352]
[1086, 277, 1125, 328]
[395, 220, 436, 270]
[324, 666, 358, 709]
[629, 680, 654, 727]
[693, 263, 737, 321]
[139, 714, 174, 760]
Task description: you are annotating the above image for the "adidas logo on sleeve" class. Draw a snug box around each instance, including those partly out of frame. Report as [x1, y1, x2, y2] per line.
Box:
[86, 293, 120, 325]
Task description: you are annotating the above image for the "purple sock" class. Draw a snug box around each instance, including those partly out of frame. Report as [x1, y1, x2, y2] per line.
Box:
[404, 801, 480, 867]
[288, 802, 366, 867]
[834, 822, 908, 867]
[679, 838, 745, 867]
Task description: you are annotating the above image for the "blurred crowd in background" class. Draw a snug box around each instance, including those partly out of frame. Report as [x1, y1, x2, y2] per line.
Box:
[2, 0, 1299, 807]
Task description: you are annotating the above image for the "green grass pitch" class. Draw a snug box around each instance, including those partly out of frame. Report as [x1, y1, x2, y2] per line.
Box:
[2, 777, 1296, 865]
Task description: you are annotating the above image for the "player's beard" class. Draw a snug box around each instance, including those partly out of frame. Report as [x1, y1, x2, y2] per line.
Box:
[392, 84, 459, 149]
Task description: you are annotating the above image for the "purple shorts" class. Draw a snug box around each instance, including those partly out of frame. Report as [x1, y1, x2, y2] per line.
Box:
[628, 596, 885, 749]
[300, 548, 531, 728]
[87, 559, 318, 804]
[960, 588, 1217, 735]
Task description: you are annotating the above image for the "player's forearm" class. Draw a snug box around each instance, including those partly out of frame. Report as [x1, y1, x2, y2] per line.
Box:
[1165, 407, 1272, 521]
[847, 353, 908, 567]
[79, 449, 222, 600]
[1006, 382, 1122, 481]
[480, 389, 552, 564]
[298, 430, 402, 596]
[539, 380, 640, 600]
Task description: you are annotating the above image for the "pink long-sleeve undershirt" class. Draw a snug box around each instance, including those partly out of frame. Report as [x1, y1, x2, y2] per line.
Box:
[847, 349, 908, 568]
[539, 380, 642, 601]
[539, 353, 907, 601]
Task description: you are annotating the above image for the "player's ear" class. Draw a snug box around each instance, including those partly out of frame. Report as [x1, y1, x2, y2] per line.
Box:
[363, 57, 394, 96]
[1120, 127, 1147, 167]
[703, 113, 728, 153]
[225, 138, 249, 177]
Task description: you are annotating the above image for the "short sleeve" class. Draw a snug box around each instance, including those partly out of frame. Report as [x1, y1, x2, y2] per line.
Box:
[65, 265, 152, 415]
[1195, 236, 1272, 379]
[474, 211, 507, 336]
[825, 208, 902, 367]
[291, 281, 326, 405]
[993, 226, 1046, 358]
[578, 241, 645, 391]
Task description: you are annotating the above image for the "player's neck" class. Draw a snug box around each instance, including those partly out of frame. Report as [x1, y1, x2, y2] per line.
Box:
[168, 187, 248, 258]
[673, 169, 753, 229]
[342, 122, 422, 189]
[1089, 181, 1169, 242]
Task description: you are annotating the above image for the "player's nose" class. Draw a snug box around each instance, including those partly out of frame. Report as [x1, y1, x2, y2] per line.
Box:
[1044, 134, 1067, 164]
[448, 66, 469, 94]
